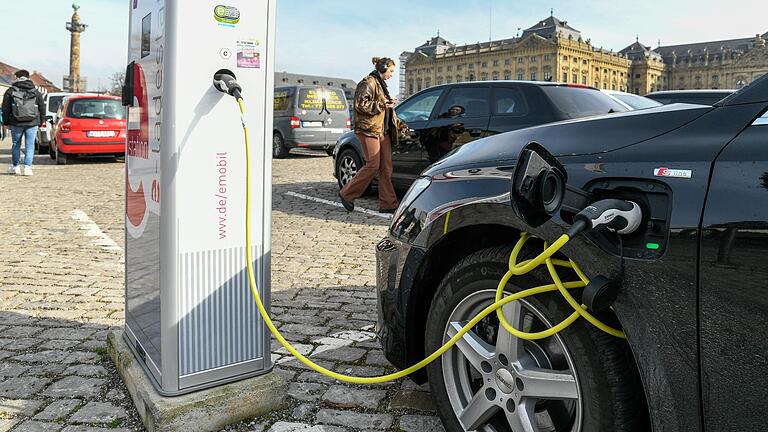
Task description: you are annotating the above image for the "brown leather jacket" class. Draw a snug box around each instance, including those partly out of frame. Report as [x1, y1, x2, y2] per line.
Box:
[353, 75, 388, 137]
[353, 75, 409, 144]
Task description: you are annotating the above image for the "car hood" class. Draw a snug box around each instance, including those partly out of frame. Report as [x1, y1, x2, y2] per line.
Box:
[425, 103, 712, 175]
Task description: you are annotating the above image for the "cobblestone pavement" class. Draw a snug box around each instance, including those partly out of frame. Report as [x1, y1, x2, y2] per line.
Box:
[0, 137, 444, 432]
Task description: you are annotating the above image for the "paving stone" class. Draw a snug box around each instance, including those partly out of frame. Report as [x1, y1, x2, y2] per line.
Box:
[42, 377, 106, 398]
[287, 382, 327, 402]
[0, 377, 50, 398]
[364, 351, 391, 367]
[311, 347, 366, 362]
[296, 371, 338, 385]
[398, 415, 445, 432]
[37, 328, 96, 341]
[268, 422, 345, 432]
[0, 399, 44, 418]
[316, 409, 393, 430]
[62, 365, 108, 377]
[10, 420, 62, 432]
[321, 385, 387, 410]
[1, 327, 44, 338]
[69, 402, 127, 424]
[61, 427, 130, 432]
[38, 340, 79, 351]
[33, 400, 82, 421]
[0, 419, 19, 432]
[291, 403, 315, 420]
[0, 362, 29, 378]
[389, 390, 435, 412]
[11, 351, 69, 364]
[3, 339, 44, 351]
[279, 324, 331, 337]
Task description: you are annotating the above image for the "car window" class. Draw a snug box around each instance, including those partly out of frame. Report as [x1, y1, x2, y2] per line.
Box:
[395, 88, 443, 122]
[437, 87, 490, 119]
[297, 87, 347, 112]
[542, 86, 628, 118]
[612, 93, 662, 110]
[274, 88, 294, 113]
[47, 96, 66, 114]
[753, 110, 768, 126]
[493, 87, 529, 116]
[66, 99, 125, 120]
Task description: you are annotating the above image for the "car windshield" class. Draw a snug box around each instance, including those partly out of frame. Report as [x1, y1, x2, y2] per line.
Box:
[67, 99, 125, 119]
[612, 93, 662, 110]
[543, 86, 629, 118]
[47, 96, 66, 114]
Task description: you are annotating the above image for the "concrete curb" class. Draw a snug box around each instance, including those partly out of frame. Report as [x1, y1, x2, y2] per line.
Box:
[108, 330, 286, 431]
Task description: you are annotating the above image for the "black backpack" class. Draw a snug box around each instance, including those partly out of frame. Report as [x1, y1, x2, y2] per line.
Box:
[11, 87, 39, 123]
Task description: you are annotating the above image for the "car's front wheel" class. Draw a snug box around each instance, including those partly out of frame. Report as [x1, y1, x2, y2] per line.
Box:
[425, 245, 647, 432]
[336, 148, 362, 189]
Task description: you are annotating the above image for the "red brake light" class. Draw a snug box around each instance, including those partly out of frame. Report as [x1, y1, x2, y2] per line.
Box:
[290, 116, 301, 129]
[346, 117, 351, 129]
[61, 120, 72, 132]
[566, 83, 592, 89]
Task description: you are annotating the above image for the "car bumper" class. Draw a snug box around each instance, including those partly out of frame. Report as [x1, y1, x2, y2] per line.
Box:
[59, 140, 126, 154]
[285, 129, 349, 149]
[376, 235, 427, 373]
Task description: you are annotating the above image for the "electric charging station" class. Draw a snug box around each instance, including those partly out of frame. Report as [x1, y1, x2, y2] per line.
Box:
[122, 0, 276, 396]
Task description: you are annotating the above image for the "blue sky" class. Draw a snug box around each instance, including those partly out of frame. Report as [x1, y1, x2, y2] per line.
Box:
[0, 0, 765, 94]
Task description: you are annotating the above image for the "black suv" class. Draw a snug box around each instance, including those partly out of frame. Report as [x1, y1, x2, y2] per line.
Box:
[332, 81, 627, 190]
[376, 74, 768, 431]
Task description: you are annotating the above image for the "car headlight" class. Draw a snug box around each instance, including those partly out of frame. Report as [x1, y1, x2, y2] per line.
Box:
[392, 176, 432, 227]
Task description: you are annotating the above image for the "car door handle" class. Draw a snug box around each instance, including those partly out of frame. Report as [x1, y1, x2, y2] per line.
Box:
[469, 128, 483, 137]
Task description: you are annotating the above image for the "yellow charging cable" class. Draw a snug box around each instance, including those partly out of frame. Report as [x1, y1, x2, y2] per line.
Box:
[236, 98, 624, 384]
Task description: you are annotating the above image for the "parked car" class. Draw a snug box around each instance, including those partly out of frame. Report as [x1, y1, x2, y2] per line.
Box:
[646, 89, 735, 105]
[36, 92, 79, 154]
[376, 74, 768, 431]
[601, 89, 662, 110]
[49, 95, 126, 164]
[333, 81, 628, 191]
[273, 85, 351, 158]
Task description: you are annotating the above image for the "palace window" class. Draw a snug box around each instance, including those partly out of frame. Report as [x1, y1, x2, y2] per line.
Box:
[518, 57, 524, 63]
[517, 73, 524, 80]
[437, 67, 443, 72]
[481, 61, 488, 67]
[531, 56, 537, 62]
[572, 74, 578, 83]
[582, 75, 587, 85]
[563, 55, 568, 61]
[447, 65, 453, 71]
[493, 71, 499, 80]
[544, 71, 552, 80]
[504, 72, 511, 80]
[531, 72, 537, 80]
[562, 72, 568, 82]
[468, 63, 474, 69]
[544, 54, 551, 61]
[505, 58, 511, 65]
[493, 60, 499, 66]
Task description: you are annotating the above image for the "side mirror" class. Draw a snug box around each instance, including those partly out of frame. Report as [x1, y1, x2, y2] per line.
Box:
[46, 116, 54, 123]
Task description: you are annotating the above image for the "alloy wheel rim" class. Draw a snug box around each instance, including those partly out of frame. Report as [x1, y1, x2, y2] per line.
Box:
[339, 156, 358, 186]
[273, 135, 281, 156]
[442, 289, 582, 432]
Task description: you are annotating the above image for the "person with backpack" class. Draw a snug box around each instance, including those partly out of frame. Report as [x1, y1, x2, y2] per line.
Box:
[1, 69, 45, 176]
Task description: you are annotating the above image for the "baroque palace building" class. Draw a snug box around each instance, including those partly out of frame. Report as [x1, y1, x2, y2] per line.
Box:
[400, 15, 768, 98]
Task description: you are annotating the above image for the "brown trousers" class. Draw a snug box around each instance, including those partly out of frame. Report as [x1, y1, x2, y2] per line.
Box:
[340, 133, 399, 210]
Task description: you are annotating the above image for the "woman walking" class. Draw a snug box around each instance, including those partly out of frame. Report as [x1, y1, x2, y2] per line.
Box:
[339, 57, 400, 213]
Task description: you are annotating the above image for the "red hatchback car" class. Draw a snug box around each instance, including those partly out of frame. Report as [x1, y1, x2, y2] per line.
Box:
[50, 95, 127, 164]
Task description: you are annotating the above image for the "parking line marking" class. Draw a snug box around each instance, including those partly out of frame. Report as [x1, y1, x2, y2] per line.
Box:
[283, 191, 392, 219]
[71, 210, 124, 253]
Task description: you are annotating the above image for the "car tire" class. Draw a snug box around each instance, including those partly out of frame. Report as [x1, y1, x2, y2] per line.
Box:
[56, 146, 68, 165]
[273, 132, 288, 159]
[335, 147, 372, 195]
[425, 245, 648, 432]
[49, 142, 56, 160]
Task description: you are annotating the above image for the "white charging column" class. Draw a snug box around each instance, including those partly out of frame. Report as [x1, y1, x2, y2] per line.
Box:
[124, 0, 275, 396]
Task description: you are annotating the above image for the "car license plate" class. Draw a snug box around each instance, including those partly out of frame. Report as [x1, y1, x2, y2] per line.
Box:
[87, 131, 116, 138]
[302, 121, 322, 127]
